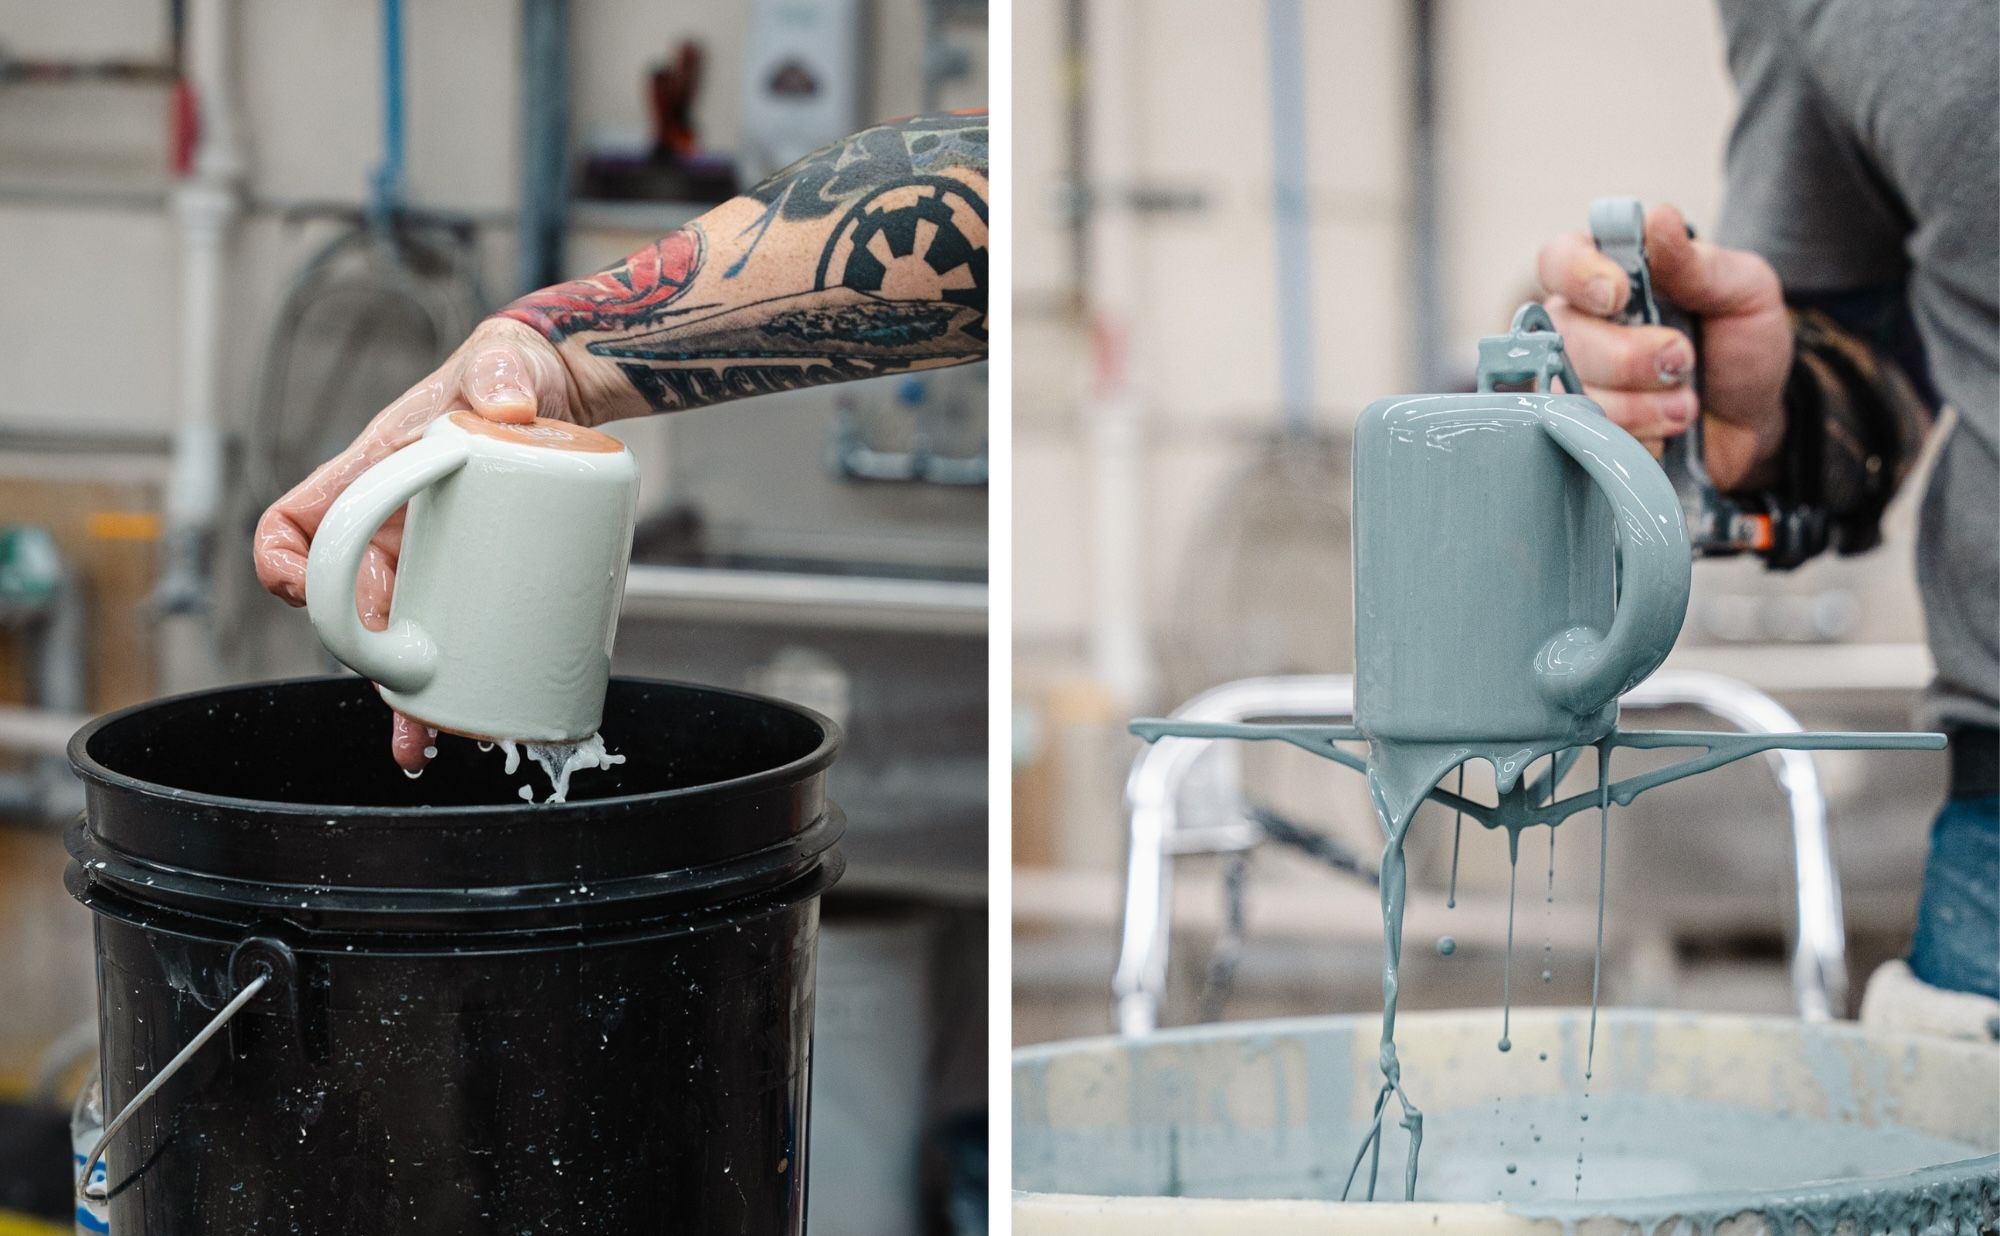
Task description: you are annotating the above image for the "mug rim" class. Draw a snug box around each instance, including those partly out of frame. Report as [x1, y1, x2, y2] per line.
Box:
[434, 410, 630, 457]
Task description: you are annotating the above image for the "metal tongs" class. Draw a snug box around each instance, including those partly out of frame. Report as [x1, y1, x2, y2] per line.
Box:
[1589, 197, 1773, 557]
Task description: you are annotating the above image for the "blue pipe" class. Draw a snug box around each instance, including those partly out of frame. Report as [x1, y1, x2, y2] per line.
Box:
[371, 0, 406, 222]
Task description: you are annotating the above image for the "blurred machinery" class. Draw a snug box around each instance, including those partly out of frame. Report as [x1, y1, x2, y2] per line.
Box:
[0, 527, 85, 823]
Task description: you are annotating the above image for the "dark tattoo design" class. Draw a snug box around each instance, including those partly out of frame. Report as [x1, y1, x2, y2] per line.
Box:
[499, 112, 987, 415]
[818, 177, 987, 338]
[731, 112, 987, 277]
[498, 227, 705, 342]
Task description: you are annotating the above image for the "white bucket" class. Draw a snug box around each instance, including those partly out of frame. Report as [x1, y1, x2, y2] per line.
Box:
[1014, 1008, 1999, 1234]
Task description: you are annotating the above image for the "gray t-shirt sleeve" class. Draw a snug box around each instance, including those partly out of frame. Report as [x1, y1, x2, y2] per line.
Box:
[1714, 0, 1910, 291]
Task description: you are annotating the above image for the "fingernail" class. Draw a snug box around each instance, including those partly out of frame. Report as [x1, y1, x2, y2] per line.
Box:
[1665, 393, 1696, 427]
[467, 345, 535, 412]
[1584, 277, 1617, 315]
[1656, 347, 1692, 386]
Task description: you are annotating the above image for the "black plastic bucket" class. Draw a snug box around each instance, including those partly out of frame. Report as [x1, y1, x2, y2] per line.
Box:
[65, 675, 843, 1234]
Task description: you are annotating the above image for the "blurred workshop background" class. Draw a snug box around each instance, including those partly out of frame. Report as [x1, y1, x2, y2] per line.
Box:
[0, 2, 985, 1232]
[1012, 0, 1945, 1045]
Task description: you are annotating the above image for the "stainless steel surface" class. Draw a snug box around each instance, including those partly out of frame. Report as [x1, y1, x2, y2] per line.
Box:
[1112, 671, 1855, 1036]
[620, 564, 987, 635]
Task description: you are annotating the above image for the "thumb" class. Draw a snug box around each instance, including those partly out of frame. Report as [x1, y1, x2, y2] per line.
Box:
[1644, 204, 1772, 318]
[458, 325, 564, 424]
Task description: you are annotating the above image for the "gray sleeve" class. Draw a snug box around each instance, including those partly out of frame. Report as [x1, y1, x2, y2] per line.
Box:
[1713, 0, 1910, 291]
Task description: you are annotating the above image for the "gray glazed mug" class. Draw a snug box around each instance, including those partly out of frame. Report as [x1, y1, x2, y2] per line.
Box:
[1352, 306, 1690, 749]
[306, 413, 640, 744]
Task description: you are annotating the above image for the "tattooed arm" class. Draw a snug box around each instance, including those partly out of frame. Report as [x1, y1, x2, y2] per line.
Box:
[253, 112, 986, 769]
[500, 109, 987, 420]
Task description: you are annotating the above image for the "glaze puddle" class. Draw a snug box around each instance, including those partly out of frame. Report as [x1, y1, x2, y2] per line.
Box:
[1015, 1031, 1995, 1220]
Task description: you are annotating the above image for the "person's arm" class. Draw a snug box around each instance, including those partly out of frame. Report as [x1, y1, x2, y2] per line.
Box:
[254, 111, 987, 769]
[495, 109, 988, 421]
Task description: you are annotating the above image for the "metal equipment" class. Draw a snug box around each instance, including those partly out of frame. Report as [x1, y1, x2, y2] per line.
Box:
[1113, 669, 1877, 1037]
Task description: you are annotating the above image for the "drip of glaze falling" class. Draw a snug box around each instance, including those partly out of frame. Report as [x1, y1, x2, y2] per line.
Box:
[1587, 741, 1611, 1079]
[1577, 739, 1613, 1199]
[1499, 826, 1519, 1053]
[1446, 764, 1466, 909]
[1542, 825, 1557, 983]
[1340, 766, 1426, 1204]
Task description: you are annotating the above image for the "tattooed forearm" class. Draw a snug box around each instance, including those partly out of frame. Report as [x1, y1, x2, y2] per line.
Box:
[500, 229, 706, 341]
[497, 111, 987, 418]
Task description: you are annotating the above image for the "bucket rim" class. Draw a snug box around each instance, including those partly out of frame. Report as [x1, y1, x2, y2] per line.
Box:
[68, 674, 842, 819]
[1013, 1007, 2000, 1224]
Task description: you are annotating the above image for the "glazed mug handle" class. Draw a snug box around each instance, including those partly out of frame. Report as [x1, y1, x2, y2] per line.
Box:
[305, 434, 470, 694]
[1531, 398, 1692, 714]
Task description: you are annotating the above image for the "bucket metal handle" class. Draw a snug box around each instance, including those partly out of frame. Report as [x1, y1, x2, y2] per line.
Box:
[76, 938, 293, 1205]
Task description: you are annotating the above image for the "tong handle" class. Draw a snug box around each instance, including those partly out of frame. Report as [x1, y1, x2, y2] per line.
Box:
[1588, 197, 1770, 557]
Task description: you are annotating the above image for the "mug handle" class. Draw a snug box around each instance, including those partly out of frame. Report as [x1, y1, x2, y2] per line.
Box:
[305, 434, 471, 693]
[1531, 398, 1692, 714]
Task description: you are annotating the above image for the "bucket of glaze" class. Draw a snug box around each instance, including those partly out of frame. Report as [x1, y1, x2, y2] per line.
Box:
[67, 675, 842, 1234]
[1013, 1008, 2000, 1233]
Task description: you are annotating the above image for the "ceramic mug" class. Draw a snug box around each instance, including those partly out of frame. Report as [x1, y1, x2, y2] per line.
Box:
[305, 412, 640, 743]
[1352, 305, 1690, 749]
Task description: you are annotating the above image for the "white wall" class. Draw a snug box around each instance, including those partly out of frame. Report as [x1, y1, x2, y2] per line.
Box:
[1013, 0, 1740, 660]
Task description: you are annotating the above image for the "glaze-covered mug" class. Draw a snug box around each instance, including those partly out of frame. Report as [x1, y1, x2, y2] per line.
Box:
[1352, 304, 1690, 752]
[306, 413, 639, 743]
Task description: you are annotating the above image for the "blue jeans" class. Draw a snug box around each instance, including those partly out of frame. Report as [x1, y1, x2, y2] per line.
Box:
[1906, 795, 2000, 999]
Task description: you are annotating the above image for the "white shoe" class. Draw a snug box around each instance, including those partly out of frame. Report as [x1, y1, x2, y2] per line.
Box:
[1858, 959, 2000, 1042]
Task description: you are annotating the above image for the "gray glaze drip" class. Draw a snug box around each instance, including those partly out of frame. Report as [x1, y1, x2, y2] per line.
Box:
[1128, 717, 1948, 1207]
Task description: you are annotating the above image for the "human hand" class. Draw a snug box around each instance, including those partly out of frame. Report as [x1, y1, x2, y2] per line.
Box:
[253, 316, 586, 771]
[1535, 203, 1792, 489]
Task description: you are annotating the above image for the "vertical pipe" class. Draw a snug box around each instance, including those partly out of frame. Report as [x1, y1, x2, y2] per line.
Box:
[518, 0, 570, 293]
[156, 0, 244, 665]
[1082, 0, 1152, 707]
[372, 0, 406, 221]
[1063, 0, 1087, 298]
[1407, 0, 1444, 390]
[1266, 0, 1315, 436]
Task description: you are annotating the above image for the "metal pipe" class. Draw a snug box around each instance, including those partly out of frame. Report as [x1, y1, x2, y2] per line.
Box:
[155, 0, 245, 636]
[1081, 0, 1153, 707]
[1407, 0, 1444, 389]
[1623, 671, 1849, 1021]
[1266, 0, 1316, 436]
[619, 565, 987, 635]
[1112, 671, 1849, 1033]
[517, 0, 571, 293]
[371, 0, 407, 222]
